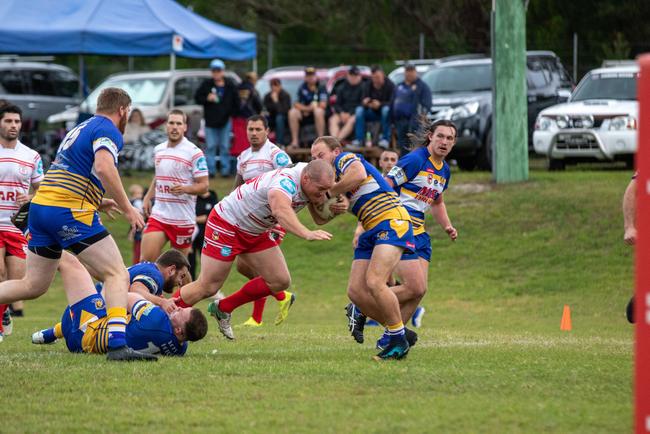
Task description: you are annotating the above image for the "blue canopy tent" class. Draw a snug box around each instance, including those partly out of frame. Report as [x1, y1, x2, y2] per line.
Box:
[0, 0, 256, 60]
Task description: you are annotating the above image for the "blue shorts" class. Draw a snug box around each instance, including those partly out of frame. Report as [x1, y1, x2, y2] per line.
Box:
[61, 293, 107, 354]
[28, 203, 107, 251]
[353, 218, 415, 260]
[401, 232, 432, 262]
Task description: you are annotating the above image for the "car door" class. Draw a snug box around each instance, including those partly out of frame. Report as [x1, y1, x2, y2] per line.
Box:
[23, 69, 79, 124]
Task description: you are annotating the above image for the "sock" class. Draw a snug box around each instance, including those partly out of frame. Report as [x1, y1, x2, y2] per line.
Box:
[251, 297, 267, 323]
[386, 322, 405, 341]
[41, 322, 63, 343]
[219, 277, 272, 314]
[106, 307, 128, 350]
[272, 290, 286, 301]
[173, 289, 192, 308]
[54, 322, 63, 339]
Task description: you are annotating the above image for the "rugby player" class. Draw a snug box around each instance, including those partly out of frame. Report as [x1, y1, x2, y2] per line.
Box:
[0, 88, 153, 361]
[32, 248, 191, 345]
[0, 104, 43, 341]
[172, 160, 340, 340]
[234, 115, 295, 327]
[141, 110, 209, 261]
[311, 136, 418, 360]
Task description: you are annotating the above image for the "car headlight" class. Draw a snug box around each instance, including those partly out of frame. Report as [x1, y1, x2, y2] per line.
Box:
[609, 115, 637, 131]
[556, 115, 570, 129]
[450, 101, 480, 120]
[535, 115, 555, 131]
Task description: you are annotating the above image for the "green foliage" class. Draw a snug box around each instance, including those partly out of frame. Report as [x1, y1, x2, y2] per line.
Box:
[0, 167, 633, 432]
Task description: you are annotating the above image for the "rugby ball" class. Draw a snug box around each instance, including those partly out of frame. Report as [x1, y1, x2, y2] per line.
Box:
[314, 195, 341, 220]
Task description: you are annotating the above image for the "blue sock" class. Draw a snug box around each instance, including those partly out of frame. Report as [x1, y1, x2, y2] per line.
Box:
[42, 327, 57, 344]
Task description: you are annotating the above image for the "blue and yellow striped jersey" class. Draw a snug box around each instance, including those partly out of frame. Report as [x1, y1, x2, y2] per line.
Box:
[386, 146, 450, 235]
[127, 300, 187, 356]
[334, 152, 410, 230]
[32, 116, 123, 212]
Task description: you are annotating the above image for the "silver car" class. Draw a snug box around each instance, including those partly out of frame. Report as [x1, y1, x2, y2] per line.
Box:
[48, 69, 241, 139]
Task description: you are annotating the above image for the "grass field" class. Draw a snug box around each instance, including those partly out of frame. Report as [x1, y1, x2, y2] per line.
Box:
[0, 166, 635, 433]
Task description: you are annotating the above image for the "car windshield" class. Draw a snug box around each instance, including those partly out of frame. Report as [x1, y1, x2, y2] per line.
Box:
[422, 64, 492, 93]
[571, 72, 638, 101]
[83, 77, 168, 111]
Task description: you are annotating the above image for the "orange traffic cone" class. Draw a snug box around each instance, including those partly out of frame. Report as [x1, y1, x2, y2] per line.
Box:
[560, 305, 572, 331]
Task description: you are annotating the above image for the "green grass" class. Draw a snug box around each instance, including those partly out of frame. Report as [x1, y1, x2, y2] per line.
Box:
[0, 167, 634, 433]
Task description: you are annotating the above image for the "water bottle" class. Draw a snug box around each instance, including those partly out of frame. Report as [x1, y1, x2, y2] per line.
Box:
[365, 131, 372, 147]
[211, 87, 220, 103]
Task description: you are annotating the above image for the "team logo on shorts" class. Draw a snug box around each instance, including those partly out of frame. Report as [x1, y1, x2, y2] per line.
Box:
[176, 235, 191, 245]
[212, 232, 220, 241]
[220, 246, 232, 257]
[377, 231, 389, 241]
[93, 298, 105, 310]
[57, 225, 81, 241]
[279, 178, 297, 195]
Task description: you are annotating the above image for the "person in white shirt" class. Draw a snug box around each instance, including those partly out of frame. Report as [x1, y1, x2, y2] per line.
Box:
[171, 159, 347, 340]
[142, 110, 209, 261]
[234, 115, 294, 327]
[0, 104, 44, 340]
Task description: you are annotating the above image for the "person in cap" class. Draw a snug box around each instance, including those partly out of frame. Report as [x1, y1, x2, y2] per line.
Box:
[288, 67, 328, 148]
[195, 59, 240, 177]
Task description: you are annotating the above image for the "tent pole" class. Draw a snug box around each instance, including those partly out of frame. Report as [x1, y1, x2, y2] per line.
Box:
[170, 53, 176, 109]
[78, 54, 84, 98]
[252, 57, 258, 74]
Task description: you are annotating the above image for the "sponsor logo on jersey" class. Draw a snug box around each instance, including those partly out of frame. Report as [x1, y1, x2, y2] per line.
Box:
[275, 153, 290, 167]
[220, 246, 232, 257]
[196, 156, 208, 171]
[388, 166, 406, 185]
[279, 178, 297, 195]
[95, 137, 118, 155]
[35, 159, 44, 176]
[134, 275, 158, 294]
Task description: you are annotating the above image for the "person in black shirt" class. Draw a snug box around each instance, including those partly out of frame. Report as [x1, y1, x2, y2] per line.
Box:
[194, 59, 240, 177]
[263, 78, 291, 146]
[188, 189, 218, 279]
[354, 65, 395, 148]
[329, 66, 364, 142]
[288, 67, 328, 148]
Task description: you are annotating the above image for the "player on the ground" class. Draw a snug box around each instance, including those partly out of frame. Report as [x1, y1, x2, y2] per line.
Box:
[43, 251, 207, 356]
[0, 88, 153, 361]
[311, 136, 419, 360]
[623, 172, 637, 322]
[172, 160, 339, 340]
[235, 115, 295, 327]
[32, 248, 191, 344]
[141, 110, 209, 261]
[0, 104, 43, 342]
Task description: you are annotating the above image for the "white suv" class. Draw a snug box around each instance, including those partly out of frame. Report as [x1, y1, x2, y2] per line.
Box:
[533, 64, 638, 170]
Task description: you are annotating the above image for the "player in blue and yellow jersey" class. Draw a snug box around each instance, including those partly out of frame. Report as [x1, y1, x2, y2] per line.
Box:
[32, 249, 191, 345]
[0, 88, 153, 361]
[311, 136, 416, 360]
[29, 244, 206, 355]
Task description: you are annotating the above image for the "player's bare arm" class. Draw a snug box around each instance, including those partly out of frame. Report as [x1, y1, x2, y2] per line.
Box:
[142, 176, 157, 217]
[268, 190, 331, 241]
[129, 282, 178, 314]
[623, 177, 636, 245]
[329, 160, 366, 197]
[431, 195, 457, 241]
[170, 175, 209, 196]
[94, 148, 144, 231]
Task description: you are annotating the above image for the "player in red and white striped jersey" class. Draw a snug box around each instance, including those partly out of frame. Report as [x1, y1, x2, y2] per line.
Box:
[142, 110, 209, 262]
[234, 115, 294, 327]
[0, 104, 44, 340]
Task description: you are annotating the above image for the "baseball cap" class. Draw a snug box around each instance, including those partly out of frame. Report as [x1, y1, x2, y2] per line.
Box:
[210, 59, 225, 70]
[304, 66, 316, 75]
[348, 65, 360, 75]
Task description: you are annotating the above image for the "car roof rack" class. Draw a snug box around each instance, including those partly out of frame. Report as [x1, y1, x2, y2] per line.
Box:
[601, 60, 637, 67]
[394, 58, 439, 66]
[0, 55, 55, 62]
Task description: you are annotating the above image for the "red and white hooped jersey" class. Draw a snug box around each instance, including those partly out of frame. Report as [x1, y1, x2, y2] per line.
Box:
[236, 139, 292, 182]
[151, 138, 208, 226]
[216, 163, 308, 234]
[0, 141, 43, 233]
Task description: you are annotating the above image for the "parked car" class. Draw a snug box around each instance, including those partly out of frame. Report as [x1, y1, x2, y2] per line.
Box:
[533, 64, 638, 170]
[0, 59, 80, 139]
[423, 51, 573, 170]
[48, 69, 241, 139]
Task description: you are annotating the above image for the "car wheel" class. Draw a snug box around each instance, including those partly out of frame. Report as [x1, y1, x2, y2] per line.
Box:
[456, 157, 477, 171]
[548, 158, 566, 171]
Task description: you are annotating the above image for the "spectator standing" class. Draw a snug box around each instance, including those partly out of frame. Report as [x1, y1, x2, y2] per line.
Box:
[263, 78, 291, 146]
[329, 66, 364, 142]
[232, 72, 263, 157]
[354, 65, 395, 148]
[392, 65, 432, 155]
[195, 59, 240, 177]
[288, 67, 327, 149]
[123, 108, 151, 144]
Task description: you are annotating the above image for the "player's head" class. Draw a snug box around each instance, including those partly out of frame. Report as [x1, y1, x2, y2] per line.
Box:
[310, 136, 342, 165]
[301, 159, 335, 205]
[96, 87, 132, 134]
[156, 249, 191, 293]
[426, 120, 457, 159]
[379, 150, 399, 174]
[166, 109, 187, 144]
[0, 104, 22, 142]
[246, 115, 269, 149]
[169, 307, 208, 343]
